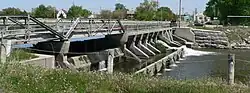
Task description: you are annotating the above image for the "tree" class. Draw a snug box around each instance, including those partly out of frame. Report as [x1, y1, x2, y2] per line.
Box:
[115, 3, 126, 10]
[67, 5, 91, 18]
[113, 10, 127, 19]
[32, 4, 57, 18]
[0, 7, 27, 15]
[135, 0, 158, 21]
[113, 3, 128, 19]
[155, 7, 176, 21]
[99, 10, 112, 19]
[204, 0, 250, 25]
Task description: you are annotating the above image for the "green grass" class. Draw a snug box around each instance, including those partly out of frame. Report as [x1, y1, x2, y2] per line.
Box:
[0, 63, 249, 93]
[7, 49, 38, 62]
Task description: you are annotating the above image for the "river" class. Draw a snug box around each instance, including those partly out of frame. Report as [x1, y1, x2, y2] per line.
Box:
[164, 48, 250, 84]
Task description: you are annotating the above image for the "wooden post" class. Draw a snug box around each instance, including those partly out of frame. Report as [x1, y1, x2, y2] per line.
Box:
[228, 54, 235, 85]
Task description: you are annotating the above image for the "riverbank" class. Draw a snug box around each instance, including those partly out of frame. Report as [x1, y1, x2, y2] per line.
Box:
[212, 26, 250, 49]
[0, 63, 249, 93]
[7, 49, 38, 62]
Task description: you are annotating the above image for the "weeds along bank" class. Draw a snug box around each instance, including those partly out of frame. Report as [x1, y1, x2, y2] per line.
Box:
[7, 49, 38, 62]
[0, 64, 249, 93]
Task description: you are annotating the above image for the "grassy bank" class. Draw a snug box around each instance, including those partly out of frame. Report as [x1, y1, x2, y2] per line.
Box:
[0, 64, 249, 93]
[7, 49, 38, 62]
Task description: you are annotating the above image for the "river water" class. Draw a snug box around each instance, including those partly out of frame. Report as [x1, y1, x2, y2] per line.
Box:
[164, 48, 250, 84]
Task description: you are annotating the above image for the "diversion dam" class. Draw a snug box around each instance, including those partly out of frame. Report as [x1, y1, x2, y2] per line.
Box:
[0, 16, 229, 76]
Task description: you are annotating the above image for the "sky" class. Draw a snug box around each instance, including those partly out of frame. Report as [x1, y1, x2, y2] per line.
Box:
[1, 0, 209, 14]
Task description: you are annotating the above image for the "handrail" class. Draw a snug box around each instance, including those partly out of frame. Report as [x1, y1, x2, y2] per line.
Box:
[29, 16, 65, 39]
[7, 17, 26, 28]
[64, 18, 80, 38]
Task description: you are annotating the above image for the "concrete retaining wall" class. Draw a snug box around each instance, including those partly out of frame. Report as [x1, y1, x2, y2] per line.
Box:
[21, 54, 55, 68]
[173, 27, 229, 48]
[174, 27, 195, 42]
[192, 29, 229, 48]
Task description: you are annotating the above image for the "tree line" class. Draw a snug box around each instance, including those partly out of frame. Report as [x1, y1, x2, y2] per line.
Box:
[204, 0, 250, 25]
[0, 5, 91, 19]
[0, 0, 176, 21]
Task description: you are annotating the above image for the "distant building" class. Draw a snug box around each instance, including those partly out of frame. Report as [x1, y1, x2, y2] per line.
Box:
[57, 9, 67, 20]
[88, 14, 98, 19]
[183, 13, 193, 22]
[194, 12, 211, 24]
[126, 10, 135, 20]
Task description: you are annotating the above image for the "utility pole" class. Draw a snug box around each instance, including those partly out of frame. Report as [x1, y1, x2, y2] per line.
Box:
[54, 7, 56, 19]
[161, 8, 163, 21]
[179, 0, 182, 27]
[156, 0, 159, 25]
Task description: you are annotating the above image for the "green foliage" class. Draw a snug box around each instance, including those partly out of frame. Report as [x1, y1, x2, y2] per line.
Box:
[7, 49, 38, 62]
[113, 3, 128, 19]
[135, 0, 175, 21]
[99, 10, 112, 19]
[112, 10, 127, 19]
[67, 5, 91, 19]
[204, 0, 250, 25]
[0, 7, 27, 16]
[155, 7, 176, 21]
[31, 4, 57, 18]
[115, 3, 127, 11]
[0, 64, 249, 93]
[135, 0, 158, 21]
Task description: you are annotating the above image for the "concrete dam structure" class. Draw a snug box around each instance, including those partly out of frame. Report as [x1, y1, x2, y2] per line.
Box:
[0, 15, 228, 76]
[174, 28, 229, 49]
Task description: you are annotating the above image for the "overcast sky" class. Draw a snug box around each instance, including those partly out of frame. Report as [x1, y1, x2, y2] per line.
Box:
[1, 0, 209, 14]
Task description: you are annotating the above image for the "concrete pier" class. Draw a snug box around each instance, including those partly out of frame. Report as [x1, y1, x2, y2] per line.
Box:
[145, 33, 161, 53]
[54, 41, 77, 72]
[107, 49, 114, 73]
[0, 40, 12, 63]
[135, 47, 184, 76]
[0, 40, 6, 63]
[137, 34, 156, 56]
[129, 35, 149, 58]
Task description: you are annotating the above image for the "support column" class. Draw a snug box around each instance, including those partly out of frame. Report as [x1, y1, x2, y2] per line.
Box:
[165, 30, 172, 41]
[170, 56, 178, 67]
[107, 49, 114, 74]
[129, 35, 149, 58]
[99, 61, 106, 71]
[55, 40, 77, 72]
[0, 39, 11, 63]
[150, 33, 156, 45]
[153, 32, 160, 43]
[169, 29, 174, 41]
[6, 40, 11, 57]
[124, 44, 141, 62]
[0, 40, 6, 63]
[160, 32, 180, 47]
[137, 34, 156, 56]
[145, 33, 161, 54]
[144, 33, 150, 47]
